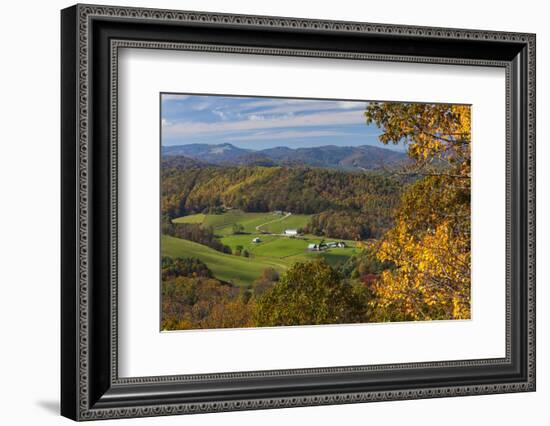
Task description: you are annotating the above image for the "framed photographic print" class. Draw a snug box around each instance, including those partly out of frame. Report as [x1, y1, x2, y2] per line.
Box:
[61, 4, 536, 421]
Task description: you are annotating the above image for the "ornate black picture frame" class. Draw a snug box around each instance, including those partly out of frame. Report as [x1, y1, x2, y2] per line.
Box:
[61, 4, 536, 421]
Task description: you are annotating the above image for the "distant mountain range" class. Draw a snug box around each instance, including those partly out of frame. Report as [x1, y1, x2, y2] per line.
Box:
[161, 143, 407, 170]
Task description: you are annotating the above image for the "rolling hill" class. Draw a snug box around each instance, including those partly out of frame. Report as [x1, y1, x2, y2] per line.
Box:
[161, 234, 288, 286]
[161, 143, 406, 170]
[162, 143, 251, 164]
[259, 144, 406, 169]
[164, 210, 359, 286]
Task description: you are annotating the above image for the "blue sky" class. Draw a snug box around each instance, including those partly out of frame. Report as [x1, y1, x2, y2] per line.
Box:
[160, 93, 398, 151]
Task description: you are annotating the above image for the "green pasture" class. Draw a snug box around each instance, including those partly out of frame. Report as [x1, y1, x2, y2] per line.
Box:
[161, 235, 287, 287]
[166, 210, 360, 285]
[172, 210, 312, 235]
[172, 213, 205, 224]
[257, 214, 311, 234]
[174, 210, 277, 236]
[301, 247, 359, 267]
[249, 236, 313, 258]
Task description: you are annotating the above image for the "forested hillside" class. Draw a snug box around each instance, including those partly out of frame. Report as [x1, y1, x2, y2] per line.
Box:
[161, 164, 403, 240]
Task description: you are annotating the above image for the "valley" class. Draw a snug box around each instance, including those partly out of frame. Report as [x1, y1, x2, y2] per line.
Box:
[165, 209, 359, 286]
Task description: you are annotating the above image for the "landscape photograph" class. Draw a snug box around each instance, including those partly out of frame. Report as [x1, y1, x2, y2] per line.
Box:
[160, 94, 471, 331]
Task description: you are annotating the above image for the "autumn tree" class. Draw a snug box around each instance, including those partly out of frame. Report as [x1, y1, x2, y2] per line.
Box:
[255, 259, 368, 326]
[162, 275, 256, 330]
[364, 103, 471, 321]
[161, 256, 212, 281]
[252, 268, 279, 297]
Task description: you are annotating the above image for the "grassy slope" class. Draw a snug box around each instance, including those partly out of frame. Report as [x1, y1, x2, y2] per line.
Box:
[202, 210, 265, 230]
[161, 235, 288, 287]
[214, 213, 275, 236]
[250, 236, 317, 258]
[174, 211, 313, 235]
[218, 234, 278, 253]
[220, 233, 357, 259]
[177, 211, 275, 235]
[301, 248, 359, 268]
[167, 211, 359, 285]
[257, 214, 311, 234]
[172, 213, 206, 224]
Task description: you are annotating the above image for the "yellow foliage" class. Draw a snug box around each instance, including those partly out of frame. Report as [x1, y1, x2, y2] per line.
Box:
[372, 220, 470, 321]
[365, 103, 471, 321]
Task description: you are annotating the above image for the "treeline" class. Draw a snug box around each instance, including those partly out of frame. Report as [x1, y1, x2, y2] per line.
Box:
[161, 221, 232, 254]
[161, 256, 213, 281]
[161, 163, 403, 240]
[304, 209, 391, 240]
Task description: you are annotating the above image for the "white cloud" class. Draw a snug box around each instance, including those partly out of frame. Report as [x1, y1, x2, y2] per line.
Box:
[239, 99, 305, 109]
[248, 114, 266, 121]
[337, 101, 364, 109]
[225, 130, 351, 142]
[238, 98, 365, 116]
[163, 109, 367, 139]
[191, 102, 212, 111]
[212, 109, 228, 120]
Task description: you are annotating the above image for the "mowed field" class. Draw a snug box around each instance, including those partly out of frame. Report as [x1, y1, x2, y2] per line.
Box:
[177, 210, 311, 236]
[256, 214, 311, 234]
[165, 210, 359, 286]
[161, 235, 289, 286]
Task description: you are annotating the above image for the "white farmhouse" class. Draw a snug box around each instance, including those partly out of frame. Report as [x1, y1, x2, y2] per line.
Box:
[284, 229, 298, 236]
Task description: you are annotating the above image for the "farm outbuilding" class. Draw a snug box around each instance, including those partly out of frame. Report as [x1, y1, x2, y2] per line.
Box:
[252, 237, 261, 243]
[327, 241, 346, 248]
[327, 241, 347, 248]
[284, 229, 298, 236]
